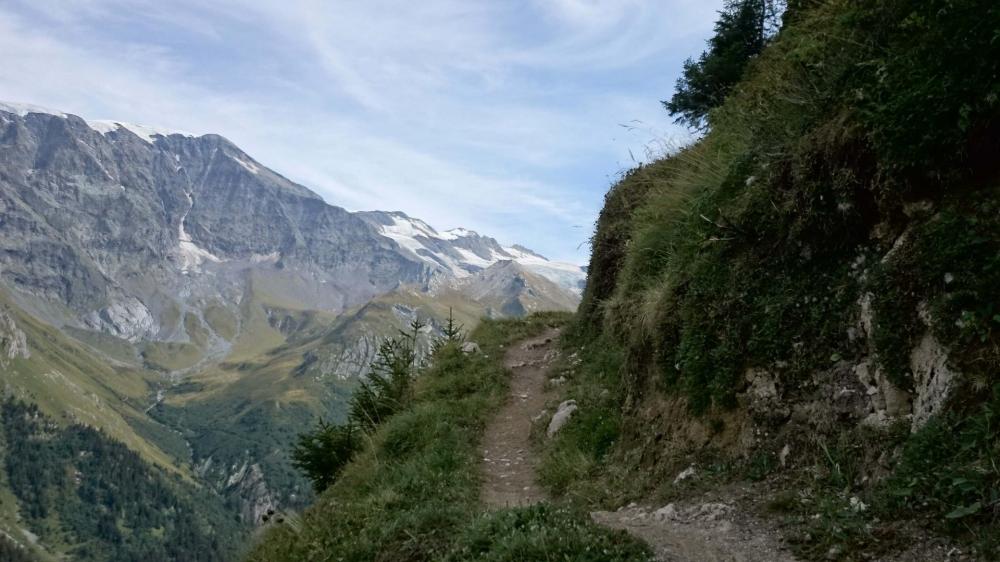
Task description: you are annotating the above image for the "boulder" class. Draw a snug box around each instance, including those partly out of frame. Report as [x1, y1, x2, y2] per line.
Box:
[910, 333, 954, 431]
[461, 341, 481, 354]
[546, 400, 578, 437]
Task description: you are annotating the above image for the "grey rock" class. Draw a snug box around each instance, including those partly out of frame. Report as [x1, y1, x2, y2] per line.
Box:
[673, 465, 697, 484]
[653, 504, 678, 521]
[546, 399, 578, 437]
[84, 296, 156, 342]
[461, 341, 481, 354]
[910, 333, 954, 431]
[0, 307, 29, 362]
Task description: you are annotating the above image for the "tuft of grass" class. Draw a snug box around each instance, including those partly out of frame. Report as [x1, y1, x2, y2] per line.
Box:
[444, 505, 651, 562]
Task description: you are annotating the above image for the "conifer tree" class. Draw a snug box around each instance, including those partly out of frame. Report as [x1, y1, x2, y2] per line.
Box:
[665, 0, 782, 130]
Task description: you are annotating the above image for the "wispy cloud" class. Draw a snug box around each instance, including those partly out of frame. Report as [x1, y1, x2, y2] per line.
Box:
[0, 0, 720, 262]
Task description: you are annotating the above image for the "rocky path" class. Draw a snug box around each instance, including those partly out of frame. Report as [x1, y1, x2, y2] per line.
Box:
[480, 328, 560, 509]
[479, 330, 798, 560]
[591, 501, 797, 562]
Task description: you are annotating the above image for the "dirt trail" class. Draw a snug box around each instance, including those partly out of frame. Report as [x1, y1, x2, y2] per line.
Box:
[480, 328, 560, 509]
[480, 330, 798, 561]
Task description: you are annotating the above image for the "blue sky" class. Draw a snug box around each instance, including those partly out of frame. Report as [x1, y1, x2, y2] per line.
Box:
[0, 1, 720, 263]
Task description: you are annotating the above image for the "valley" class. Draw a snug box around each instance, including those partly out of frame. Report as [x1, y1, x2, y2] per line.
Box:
[0, 101, 584, 560]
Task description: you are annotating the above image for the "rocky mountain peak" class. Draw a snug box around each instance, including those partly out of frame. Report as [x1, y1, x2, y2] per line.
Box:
[0, 101, 583, 347]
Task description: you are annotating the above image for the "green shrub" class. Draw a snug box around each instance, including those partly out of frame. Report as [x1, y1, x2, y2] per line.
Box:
[290, 420, 362, 493]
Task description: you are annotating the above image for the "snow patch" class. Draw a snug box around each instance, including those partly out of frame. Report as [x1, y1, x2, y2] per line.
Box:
[440, 227, 477, 240]
[381, 214, 441, 240]
[454, 247, 494, 268]
[175, 191, 223, 272]
[233, 155, 260, 175]
[503, 246, 586, 294]
[0, 101, 66, 118]
[86, 120, 193, 144]
[377, 215, 475, 276]
[0, 101, 195, 144]
[375, 213, 586, 292]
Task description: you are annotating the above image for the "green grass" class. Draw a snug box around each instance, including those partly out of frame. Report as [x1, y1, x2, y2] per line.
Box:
[246, 312, 652, 561]
[536, 331, 632, 507]
[579, 0, 1000, 412]
[444, 504, 649, 562]
[204, 302, 239, 341]
[877, 385, 1000, 556]
[565, 1, 1000, 559]
[0, 294, 181, 474]
[63, 326, 141, 365]
[141, 340, 203, 372]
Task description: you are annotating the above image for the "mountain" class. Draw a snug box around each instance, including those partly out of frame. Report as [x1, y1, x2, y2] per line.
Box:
[0, 101, 582, 332]
[0, 100, 584, 560]
[357, 211, 586, 294]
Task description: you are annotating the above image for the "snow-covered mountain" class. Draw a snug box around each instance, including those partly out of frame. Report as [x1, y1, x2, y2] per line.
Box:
[0, 100, 195, 144]
[0, 100, 583, 338]
[0, 100, 585, 297]
[358, 211, 586, 294]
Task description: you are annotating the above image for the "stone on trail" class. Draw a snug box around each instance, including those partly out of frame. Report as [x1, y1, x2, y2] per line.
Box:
[653, 504, 678, 521]
[546, 399, 578, 437]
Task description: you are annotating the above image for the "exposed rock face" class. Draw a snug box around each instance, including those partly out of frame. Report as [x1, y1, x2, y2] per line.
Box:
[227, 462, 279, 525]
[0, 105, 427, 338]
[741, 287, 958, 439]
[83, 296, 156, 342]
[0, 104, 580, 350]
[909, 333, 954, 430]
[195, 454, 280, 524]
[0, 307, 29, 363]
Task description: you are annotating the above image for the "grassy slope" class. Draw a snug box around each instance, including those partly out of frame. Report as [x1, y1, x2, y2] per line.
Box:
[0, 292, 249, 560]
[0, 293, 182, 473]
[544, 0, 1000, 559]
[158, 283, 530, 509]
[247, 313, 652, 561]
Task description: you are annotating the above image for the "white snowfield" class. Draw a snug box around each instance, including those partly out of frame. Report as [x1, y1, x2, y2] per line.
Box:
[378, 214, 586, 294]
[0, 100, 193, 144]
[0, 101, 67, 118]
[86, 120, 194, 144]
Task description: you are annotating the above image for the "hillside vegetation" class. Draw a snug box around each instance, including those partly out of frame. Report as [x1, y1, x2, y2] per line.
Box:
[248, 1, 998, 560]
[556, 0, 999, 558]
[247, 313, 651, 561]
[0, 401, 243, 562]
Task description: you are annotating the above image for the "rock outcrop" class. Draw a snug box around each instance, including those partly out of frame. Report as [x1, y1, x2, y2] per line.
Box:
[0, 307, 29, 364]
